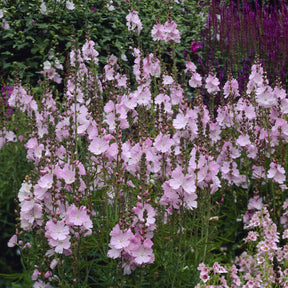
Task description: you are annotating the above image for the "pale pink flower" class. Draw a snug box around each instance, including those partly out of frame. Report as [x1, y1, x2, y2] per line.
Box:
[132, 203, 156, 226]
[151, 23, 165, 41]
[255, 84, 277, 108]
[163, 75, 174, 86]
[182, 175, 196, 194]
[33, 280, 52, 288]
[38, 173, 53, 189]
[184, 192, 197, 210]
[66, 204, 92, 230]
[189, 72, 202, 88]
[18, 182, 33, 202]
[185, 61, 197, 73]
[248, 196, 264, 210]
[109, 225, 134, 250]
[8, 234, 17, 247]
[173, 113, 188, 129]
[126, 10, 142, 35]
[244, 231, 259, 242]
[57, 163, 76, 185]
[31, 269, 41, 281]
[66, 1, 75, 10]
[236, 134, 251, 147]
[163, 20, 181, 43]
[48, 236, 71, 254]
[267, 162, 286, 184]
[50, 259, 58, 269]
[142, 54, 161, 78]
[153, 133, 174, 153]
[45, 220, 70, 241]
[205, 74, 220, 94]
[223, 77, 240, 98]
[82, 40, 99, 63]
[88, 137, 109, 155]
[132, 245, 154, 265]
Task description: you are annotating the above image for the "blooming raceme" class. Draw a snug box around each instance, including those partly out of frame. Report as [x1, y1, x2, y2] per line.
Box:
[126, 10, 142, 35]
[151, 20, 181, 43]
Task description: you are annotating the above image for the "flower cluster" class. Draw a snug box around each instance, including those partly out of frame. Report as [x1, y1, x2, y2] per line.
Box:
[126, 10, 143, 35]
[151, 19, 181, 43]
[196, 203, 288, 288]
[5, 16, 288, 287]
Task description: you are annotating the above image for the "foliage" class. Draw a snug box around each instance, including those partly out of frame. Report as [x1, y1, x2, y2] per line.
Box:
[0, 0, 207, 87]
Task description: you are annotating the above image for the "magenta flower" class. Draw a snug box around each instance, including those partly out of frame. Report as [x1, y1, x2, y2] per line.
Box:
[190, 41, 201, 53]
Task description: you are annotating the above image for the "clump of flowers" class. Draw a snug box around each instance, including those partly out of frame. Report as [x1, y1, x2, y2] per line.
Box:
[196, 200, 288, 288]
[4, 8, 288, 287]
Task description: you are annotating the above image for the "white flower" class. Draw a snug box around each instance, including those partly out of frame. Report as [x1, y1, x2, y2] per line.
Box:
[66, 0, 75, 10]
[163, 75, 174, 86]
[107, 4, 115, 11]
[43, 61, 51, 71]
[40, 2, 47, 13]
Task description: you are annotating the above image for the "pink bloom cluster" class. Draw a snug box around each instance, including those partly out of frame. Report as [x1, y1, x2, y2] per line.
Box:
[5, 27, 288, 286]
[42, 59, 63, 84]
[151, 20, 181, 43]
[108, 202, 156, 274]
[196, 204, 288, 287]
[126, 10, 142, 35]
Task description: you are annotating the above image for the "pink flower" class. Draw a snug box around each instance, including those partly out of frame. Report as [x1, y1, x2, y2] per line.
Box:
[163, 20, 181, 43]
[131, 245, 154, 265]
[205, 73, 220, 94]
[184, 192, 197, 210]
[151, 23, 165, 41]
[82, 40, 99, 63]
[248, 196, 264, 210]
[33, 280, 52, 288]
[66, 1, 75, 10]
[109, 225, 134, 250]
[8, 234, 17, 247]
[132, 203, 156, 226]
[185, 61, 197, 73]
[152, 20, 181, 43]
[38, 173, 53, 189]
[236, 134, 251, 147]
[57, 163, 76, 185]
[126, 10, 142, 35]
[66, 204, 92, 230]
[153, 133, 174, 153]
[173, 113, 188, 130]
[189, 72, 202, 88]
[88, 137, 109, 155]
[267, 162, 286, 184]
[255, 84, 277, 108]
[163, 75, 174, 86]
[48, 237, 71, 254]
[223, 77, 240, 98]
[45, 220, 70, 241]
